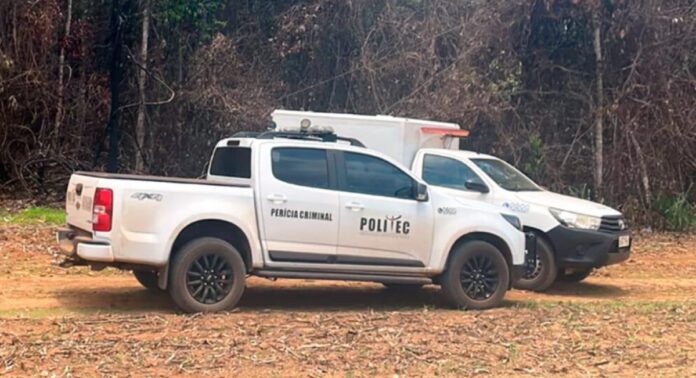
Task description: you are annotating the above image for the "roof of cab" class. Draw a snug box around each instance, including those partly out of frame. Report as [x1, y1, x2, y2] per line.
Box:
[215, 135, 372, 155]
[214, 135, 423, 179]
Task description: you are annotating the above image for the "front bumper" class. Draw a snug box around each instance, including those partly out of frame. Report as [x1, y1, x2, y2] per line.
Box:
[56, 226, 114, 262]
[547, 225, 631, 269]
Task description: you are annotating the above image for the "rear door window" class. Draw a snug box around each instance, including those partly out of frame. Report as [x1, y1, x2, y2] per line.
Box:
[271, 148, 330, 189]
[209, 147, 252, 178]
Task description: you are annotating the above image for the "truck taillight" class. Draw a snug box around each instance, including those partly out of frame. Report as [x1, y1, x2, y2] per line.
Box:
[92, 188, 113, 232]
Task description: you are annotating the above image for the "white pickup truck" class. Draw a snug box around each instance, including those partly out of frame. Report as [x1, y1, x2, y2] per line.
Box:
[57, 129, 529, 312]
[272, 110, 632, 292]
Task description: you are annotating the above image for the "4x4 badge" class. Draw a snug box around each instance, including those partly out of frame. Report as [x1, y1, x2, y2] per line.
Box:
[131, 192, 163, 202]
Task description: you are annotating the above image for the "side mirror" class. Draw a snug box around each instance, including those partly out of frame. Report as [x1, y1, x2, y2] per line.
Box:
[416, 182, 429, 202]
[465, 179, 489, 193]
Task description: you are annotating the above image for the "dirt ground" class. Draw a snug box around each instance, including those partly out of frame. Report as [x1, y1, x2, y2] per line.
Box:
[0, 224, 695, 377]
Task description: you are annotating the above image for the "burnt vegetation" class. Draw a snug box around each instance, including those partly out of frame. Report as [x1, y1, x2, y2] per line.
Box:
[0, 0, 694, 228]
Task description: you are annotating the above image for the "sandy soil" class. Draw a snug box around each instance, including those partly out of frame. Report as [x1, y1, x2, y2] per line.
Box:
[0, 224, 695, 376]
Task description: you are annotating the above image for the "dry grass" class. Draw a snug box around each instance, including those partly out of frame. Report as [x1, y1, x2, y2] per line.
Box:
[1, 222, 695, 376]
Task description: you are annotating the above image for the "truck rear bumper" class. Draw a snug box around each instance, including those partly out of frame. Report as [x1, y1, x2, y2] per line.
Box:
[56, 227, 114, 262]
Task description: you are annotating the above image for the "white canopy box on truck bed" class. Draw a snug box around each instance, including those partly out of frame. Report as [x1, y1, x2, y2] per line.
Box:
[271, 109, 466, 167]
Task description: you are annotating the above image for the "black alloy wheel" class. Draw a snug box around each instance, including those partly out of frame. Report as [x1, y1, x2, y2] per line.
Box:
[186, 253, 234, 304]
[460, 254, 499, 300]
[524, 253, 543, 280]
[440, 240, 509, 310]
[169, 237, 246, 313]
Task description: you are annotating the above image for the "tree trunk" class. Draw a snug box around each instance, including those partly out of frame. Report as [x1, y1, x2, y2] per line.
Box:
[54, 0, 72, 142]
[592, 8, 604, 199]
[135, 0, 150, 172]
[106, 0, 124, 173]
[629, 129, 652, 207]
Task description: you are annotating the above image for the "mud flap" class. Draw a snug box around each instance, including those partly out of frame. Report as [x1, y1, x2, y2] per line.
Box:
[158, 264, 169, 290]
[524, 232, 538, 272]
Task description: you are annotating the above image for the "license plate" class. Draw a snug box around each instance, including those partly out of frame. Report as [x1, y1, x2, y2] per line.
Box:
[619, 235, 630, 248]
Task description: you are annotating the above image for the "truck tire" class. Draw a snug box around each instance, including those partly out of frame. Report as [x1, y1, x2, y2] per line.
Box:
[133, 270, 161, 290]
[169, 237, 246, 313]
[440, 240, 509, 310]
[512, 237, 557, 292]
[382, 283, 424, 291]
[556, 268, 593, 283]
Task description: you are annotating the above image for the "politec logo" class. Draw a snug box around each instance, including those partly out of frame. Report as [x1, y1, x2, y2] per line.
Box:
[359, 215, 410, 235]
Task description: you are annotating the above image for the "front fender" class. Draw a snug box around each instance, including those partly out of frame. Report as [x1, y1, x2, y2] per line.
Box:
[429, 211, 526, 272]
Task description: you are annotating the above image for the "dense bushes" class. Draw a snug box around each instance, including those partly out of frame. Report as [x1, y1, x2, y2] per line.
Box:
[0, 0, 694, 227]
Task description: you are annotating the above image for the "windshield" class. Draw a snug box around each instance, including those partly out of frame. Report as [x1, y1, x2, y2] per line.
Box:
[470, 158, 541, 192]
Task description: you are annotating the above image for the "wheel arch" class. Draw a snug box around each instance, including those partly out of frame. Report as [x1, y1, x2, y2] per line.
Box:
[446, 232, 513, 270]
[169, 219, 253, 273]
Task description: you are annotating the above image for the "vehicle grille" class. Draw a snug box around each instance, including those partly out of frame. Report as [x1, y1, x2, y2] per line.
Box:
[599, 215, 627, 233]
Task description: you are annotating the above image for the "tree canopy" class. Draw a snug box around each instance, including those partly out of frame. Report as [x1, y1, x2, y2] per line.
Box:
[0, 0, 694, 227]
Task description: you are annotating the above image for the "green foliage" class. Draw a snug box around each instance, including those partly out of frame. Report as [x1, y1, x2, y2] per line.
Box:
[522, 133, 544, 179]
[654, 191, 696, 231]
[489, 58, 522, 102]
[156, 0, 226, 42]
[1, 207, 65, 225]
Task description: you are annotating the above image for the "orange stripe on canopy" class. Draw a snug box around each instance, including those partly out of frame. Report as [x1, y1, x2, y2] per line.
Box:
[421, 127, 470, 137]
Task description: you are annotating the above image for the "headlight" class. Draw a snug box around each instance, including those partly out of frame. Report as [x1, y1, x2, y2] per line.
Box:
[549, 208, 601, 230]
[501, 214, 522, 231]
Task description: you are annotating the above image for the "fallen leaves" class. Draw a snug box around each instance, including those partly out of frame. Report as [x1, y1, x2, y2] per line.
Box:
[3, 304, 695, 376]
[0, 223, 695, 376]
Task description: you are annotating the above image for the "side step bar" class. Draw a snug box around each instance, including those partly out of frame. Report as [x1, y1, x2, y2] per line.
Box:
[253, 270, 432, 285]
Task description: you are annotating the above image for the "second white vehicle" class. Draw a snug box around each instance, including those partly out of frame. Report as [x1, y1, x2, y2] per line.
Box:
[412, 149, 631, 291]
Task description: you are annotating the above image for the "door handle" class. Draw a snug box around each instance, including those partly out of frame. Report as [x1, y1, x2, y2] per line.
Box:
[345, 201, 364, 211]
[267, 194, 287, 204]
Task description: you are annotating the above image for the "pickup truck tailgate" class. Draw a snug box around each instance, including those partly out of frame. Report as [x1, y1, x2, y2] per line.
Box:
[65, 174, 100, 231]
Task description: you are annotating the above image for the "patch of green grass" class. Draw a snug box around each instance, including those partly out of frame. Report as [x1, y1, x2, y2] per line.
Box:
[512, 298, 696, 313]
[654, 190, 696, 231]
[0, 305, 172, 319]
[1, 206, 65, 225]
[591, 299, 696, 313]
[0, 306, 102, 318]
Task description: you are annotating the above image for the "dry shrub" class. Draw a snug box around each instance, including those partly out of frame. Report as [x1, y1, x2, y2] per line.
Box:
[144, 34, 278, 177]
[0, 0, 694, 227]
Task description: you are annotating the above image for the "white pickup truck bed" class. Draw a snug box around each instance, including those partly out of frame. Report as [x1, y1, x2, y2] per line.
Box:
[64, 172, 260, 267]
